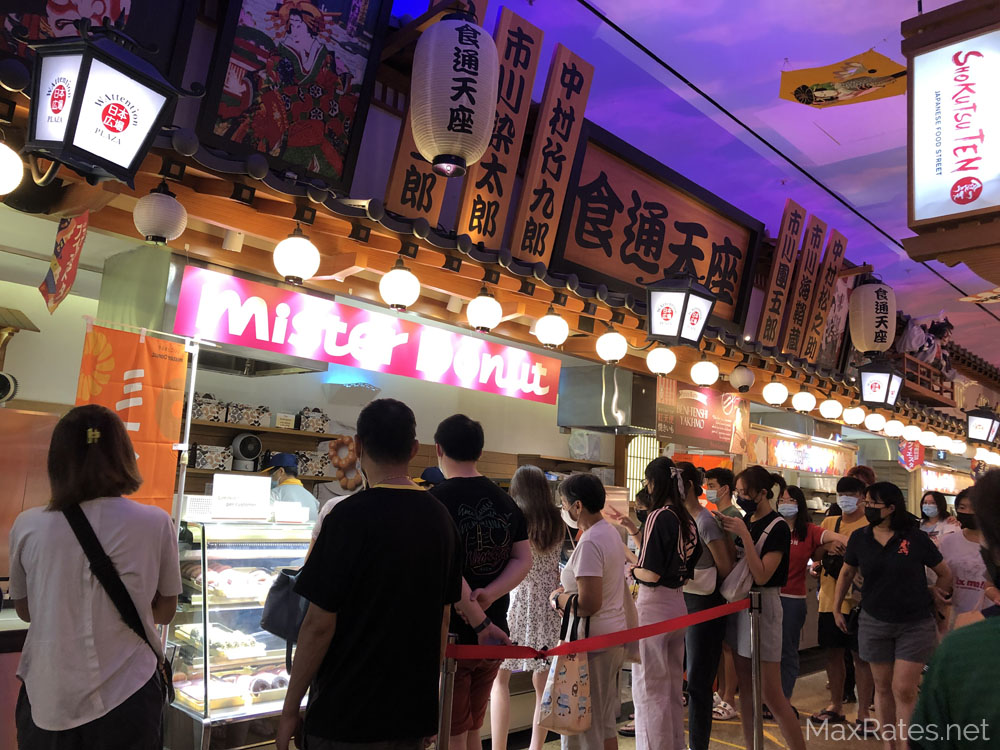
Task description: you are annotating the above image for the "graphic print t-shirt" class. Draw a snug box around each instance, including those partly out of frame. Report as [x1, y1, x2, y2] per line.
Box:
[432, 476, 528, 644]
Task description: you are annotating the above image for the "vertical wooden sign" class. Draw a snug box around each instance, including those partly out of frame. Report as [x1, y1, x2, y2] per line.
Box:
[801, 229, 848, 363]
[757, 199, 806, 346]
[456, 8, 543, 245]
[781, 214, 828, 356]
[510, 44, 593, 265]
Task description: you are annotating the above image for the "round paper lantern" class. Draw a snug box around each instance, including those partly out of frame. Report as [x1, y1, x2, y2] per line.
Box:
[410, 14, 500, 177]
[379, 260, 421, 311]
[467, 288, 503, 332]
[950, 439, 967, 455]
[0, 140, 23, 195]
[273, 226, 320, 284]
[864, 413, 887, 432]
[902, 424, 923, 442]
[843, 406, 866, 426]
[729, 365, 754, 393]
[884, 419, 905, 438]
[133, 182, 187, 243]
[762, 379, 788, 406]
[596, 330, 628, 363]
[919, 430, 937, 447]
[534, 307, 569, 348]
[849, 279, 897, 354]
[934, 434, 953, 451]
[690, 357, 720, 386]
[819, 399, 844, 420]
[963, 443, 976, 459]
[646, 347, 677, 375]
[792, 389, 816, 413]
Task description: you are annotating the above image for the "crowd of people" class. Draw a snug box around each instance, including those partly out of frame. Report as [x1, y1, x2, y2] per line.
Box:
[7, 400, 1000, 750]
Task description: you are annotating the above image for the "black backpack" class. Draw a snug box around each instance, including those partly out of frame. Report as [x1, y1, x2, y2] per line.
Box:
[260, 569, 309, 672]
[821, 516, 845, 580]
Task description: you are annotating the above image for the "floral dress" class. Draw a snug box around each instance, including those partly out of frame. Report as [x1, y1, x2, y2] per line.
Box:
[501, 544, 563, 672]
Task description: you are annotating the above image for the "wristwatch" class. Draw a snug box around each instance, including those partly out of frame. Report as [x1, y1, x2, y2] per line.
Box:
[473, 616, 492, 634]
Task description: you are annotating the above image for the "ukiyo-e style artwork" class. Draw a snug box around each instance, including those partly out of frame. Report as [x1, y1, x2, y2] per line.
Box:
[201, 0, 389, 189]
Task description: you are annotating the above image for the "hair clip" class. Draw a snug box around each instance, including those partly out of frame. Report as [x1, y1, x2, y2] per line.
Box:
[86, 428, 101, 444]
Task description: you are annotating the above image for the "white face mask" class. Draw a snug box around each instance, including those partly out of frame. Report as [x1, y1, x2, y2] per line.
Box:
[837, 495, 859, 514]
[705, 489, 718, 503]
[561, 508, 579, 529]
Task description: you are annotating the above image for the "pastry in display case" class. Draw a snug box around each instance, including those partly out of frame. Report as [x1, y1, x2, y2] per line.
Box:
[165, 522, 311, 750]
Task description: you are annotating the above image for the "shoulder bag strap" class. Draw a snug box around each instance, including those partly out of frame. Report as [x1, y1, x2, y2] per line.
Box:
[63, 505, 160, 661]
[835, 515, 843, 534]
[753, 517, 784, 553]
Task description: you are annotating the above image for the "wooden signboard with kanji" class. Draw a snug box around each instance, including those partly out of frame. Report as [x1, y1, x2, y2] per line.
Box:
[510, 44, 593, 264]
[801, 229, 848, 363]
[780, 214, 828, 356]
[551, 124, 763, 325]
[757, 199, 807, 346]
[384, 109, 449, 226]
[456, 8, 543, 245]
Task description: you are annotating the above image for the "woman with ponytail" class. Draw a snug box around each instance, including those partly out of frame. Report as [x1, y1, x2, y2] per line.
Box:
[630, 457, 702, 750]
[717, 466, 805, 750]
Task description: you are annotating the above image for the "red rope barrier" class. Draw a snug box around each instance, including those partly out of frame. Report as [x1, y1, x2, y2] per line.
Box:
[446, 598, 750, 660]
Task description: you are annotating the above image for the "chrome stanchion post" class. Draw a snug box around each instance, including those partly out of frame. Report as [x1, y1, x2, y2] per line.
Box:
[437, 634, 458, 750]
[749, 591, 764, 750]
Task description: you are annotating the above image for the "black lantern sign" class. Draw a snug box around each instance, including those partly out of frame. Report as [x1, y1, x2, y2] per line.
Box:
[21, 19, 199, 185]
[646, 275, 717, 348]
[859, 358, 904, 409]
[966, 405, 1000, 445]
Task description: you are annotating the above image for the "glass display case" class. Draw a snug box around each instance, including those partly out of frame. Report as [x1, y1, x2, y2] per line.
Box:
[165, 521, 311, 750]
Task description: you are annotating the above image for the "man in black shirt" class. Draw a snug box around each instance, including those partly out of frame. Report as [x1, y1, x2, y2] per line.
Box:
[277, 399, 463, 750]
[429, 414, 532, 750]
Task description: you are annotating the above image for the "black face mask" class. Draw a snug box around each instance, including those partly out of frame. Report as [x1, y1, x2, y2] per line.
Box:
[736, 495, 758, 514]
[865, 507, 886, 526]
[981, 547, 1000, 588]
[636, 508, 650, 525]
[957, 512, 978, 530]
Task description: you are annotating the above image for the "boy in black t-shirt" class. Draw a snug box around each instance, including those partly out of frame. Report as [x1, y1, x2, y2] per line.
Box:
[429, 414, 532, 750]
[277, 399, 463, 750]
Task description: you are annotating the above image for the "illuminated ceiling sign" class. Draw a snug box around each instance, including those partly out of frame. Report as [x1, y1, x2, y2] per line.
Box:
[911, 28, 1000, 224]
[172, 266, 561, 404]
[920, 467, 973, 496]
[766, 437, 852, 476]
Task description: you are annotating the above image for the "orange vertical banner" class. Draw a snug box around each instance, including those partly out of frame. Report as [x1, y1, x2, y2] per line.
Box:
[76, 325, 188, 513]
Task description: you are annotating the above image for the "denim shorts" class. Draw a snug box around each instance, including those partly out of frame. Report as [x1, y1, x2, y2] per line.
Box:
[857, 609, 937, 664]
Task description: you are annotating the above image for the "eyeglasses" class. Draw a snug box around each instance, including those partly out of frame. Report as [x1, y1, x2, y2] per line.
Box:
[862, 500, 887, 508]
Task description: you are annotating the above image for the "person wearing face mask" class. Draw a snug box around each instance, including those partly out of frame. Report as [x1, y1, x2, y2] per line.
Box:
[265, 452, 319, 522]
[777, 486, 848, 710]
[919, 490, 960, 544]
[705, 467, 740, 518]
[834, 482, 953, 750]
[911, 469, 1000, 750]
[717, 466, 805, 750]
[550, 473, 626, 750]
[809, 475, 875, 728]
[936, 488, 1000, 630]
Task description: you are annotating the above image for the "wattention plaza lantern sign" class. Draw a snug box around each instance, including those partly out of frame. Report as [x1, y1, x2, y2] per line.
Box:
[172, 267, 561, 405]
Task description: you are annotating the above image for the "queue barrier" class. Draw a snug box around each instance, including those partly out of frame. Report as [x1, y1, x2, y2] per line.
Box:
[437, 593, 765, 750]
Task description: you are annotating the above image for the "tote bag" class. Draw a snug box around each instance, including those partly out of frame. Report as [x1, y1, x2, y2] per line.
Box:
[720, 518, 782, 602]
[539, 595, 592, 735]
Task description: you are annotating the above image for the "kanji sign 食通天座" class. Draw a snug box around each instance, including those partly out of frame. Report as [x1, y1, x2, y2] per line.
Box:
[553, 126, 762, 325]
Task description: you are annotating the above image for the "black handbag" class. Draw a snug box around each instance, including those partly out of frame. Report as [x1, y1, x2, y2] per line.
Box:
[260, 568, 309, 672]
[821, 517, 846, 581]
[62, 504, 175, 704]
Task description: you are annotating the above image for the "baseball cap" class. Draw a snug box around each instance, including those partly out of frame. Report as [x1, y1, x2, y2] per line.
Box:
[264, 452, 298, 471]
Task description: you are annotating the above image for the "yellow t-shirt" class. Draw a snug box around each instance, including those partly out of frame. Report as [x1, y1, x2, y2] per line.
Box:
[817, 513, 870, 614]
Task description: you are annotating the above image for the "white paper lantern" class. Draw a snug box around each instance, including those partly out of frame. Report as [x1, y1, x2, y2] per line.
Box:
[729, 365, 754, 393]
[273, 226, 320, 284]
[379, 260, 421, 311]
[410, 14, 500, 177]
[133, 183, 187, 243]
[819, 399, 844, 420]
[919, 430, 937, 447]
[864, 413, 887, 432]
[467, 288, 503, 332]
[964, 444, 977, 459]
[596, 330, 628, 363]
[902, 424, 923, 442]
[884, 419, 905, 438]
[534, 307, 569, 348]
[792, 389, 816, 413]
[843, 406, 866, 425]
[646, 347, 677, 375]
[934, 434, 953, 451]
[0, 140, 23, 195]
[951, 439, 968, 455]
[849, 279, 896, 353]
[762, 379, 788, 406]
[690, 357, 720, 386]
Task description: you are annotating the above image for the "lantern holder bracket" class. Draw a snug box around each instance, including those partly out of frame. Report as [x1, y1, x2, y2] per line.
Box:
[27, 153, 61, 187]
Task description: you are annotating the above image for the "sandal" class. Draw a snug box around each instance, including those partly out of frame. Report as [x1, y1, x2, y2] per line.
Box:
[617, 722, 636, 737]
[808, 709, 846, 724]
[762, 705, 774, 720]
[856, 718, 880, 739]
[712, 700, 737, 721]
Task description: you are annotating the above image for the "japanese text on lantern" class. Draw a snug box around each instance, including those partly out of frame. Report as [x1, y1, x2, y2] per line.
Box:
[559, 140, 755, 322]
[800, 229, 848, 363]
[510, 44, 593, 264]
[781, 214, 828, 356]
[384, 112, 449, 224]
[757, 199, 807, 347]
[456, 9, 543, 245]
[874, 286, 891, 345]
